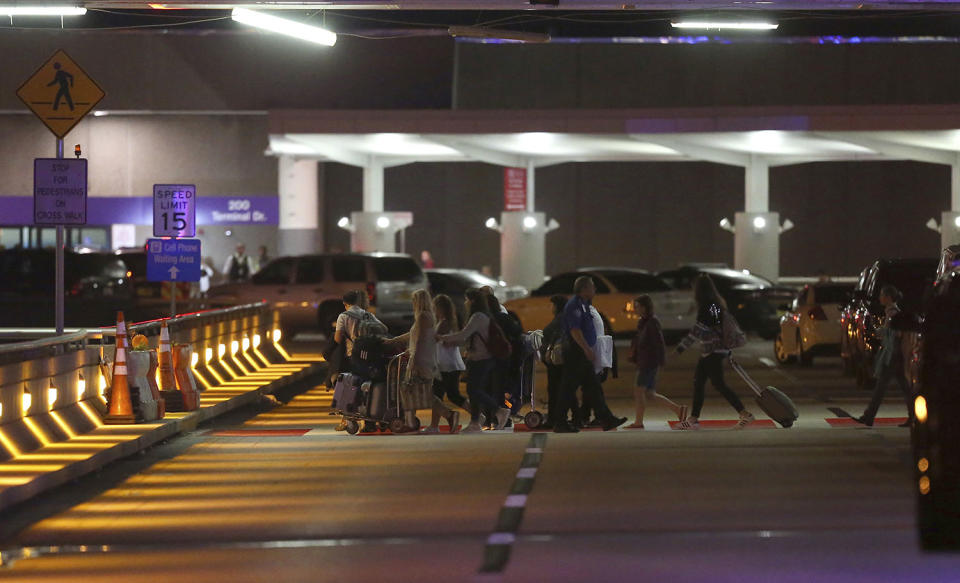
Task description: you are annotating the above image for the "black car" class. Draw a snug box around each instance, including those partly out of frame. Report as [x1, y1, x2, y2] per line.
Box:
[656, 265, 796, 339]
[425, 268, 527, 323]
[913, 246, 960, 550]
[0, 248, 133, 328]
[839, 257, 938, 390]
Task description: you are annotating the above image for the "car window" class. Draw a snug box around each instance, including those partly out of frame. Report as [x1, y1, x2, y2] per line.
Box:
[295, 256, 325, 284]
[534, 273, 579, 296]
[591, 277, 611, 294]
[333, 257, 368, 282]
[373, 257, 422, 282]
[657, 270, 695, 290]
[427, 273, 457, 296]
[600, 272, 671, 293]
[812, 284, 852, 305]
[252, 258, 294, 285]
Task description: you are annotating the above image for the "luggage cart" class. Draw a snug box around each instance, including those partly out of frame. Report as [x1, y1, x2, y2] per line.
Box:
[336, 351, 419, 435]
[517, 338, 547, 429]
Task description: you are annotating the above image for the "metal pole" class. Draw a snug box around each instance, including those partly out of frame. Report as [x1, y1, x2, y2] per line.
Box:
[55, 138, 65, 336]
[170, 281, 177, 318]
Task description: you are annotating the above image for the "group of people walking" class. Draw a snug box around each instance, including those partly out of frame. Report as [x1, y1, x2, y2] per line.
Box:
[329, 272, 765, 434]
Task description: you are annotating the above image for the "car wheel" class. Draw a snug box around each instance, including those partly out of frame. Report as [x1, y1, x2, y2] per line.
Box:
[798, 332, 813, 367]
[774, 333, 796, 364]
[317, 301, 342, 339]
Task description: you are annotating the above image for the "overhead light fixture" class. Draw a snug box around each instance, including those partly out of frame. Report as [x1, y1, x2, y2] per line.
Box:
[752, 216, 767, 231]
[485, 217, 502, 233]
[0, 6, 86, 16]
[376, 216, 391, 230]
[337, 216, 355, 233]
[926, 217, 942, 233]
[522, 216, 539, 231]
[231, 8, 337, 47]
[719, 217, 735, 233]
[671, 21, 778, 31]
[448, 26, 550, 44]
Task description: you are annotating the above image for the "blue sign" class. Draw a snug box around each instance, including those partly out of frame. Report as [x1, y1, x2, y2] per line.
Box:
[146, 238, 202, 282]
[153, 184, 196, 237]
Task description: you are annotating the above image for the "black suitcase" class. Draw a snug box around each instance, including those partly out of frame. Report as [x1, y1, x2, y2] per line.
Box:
[729, 356, 799, 428]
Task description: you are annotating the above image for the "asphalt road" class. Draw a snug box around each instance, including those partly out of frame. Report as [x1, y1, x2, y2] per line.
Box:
[1, 339, 957, 582]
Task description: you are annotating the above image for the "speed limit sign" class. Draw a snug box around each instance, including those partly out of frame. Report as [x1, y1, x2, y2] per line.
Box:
[153, 184, 196, 238]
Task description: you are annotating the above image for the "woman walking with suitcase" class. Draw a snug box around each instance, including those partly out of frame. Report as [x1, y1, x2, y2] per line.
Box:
[673, 275, 755, 430]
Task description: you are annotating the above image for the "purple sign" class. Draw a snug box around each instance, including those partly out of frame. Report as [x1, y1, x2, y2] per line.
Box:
[33, 158, 87, 225]
[153, 184, 197, 237]
[0, 195, 278, 226]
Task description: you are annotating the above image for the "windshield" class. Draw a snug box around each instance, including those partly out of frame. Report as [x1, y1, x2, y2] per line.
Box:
[374, 257, 424, 282]
[702, 268, 774, 288]
[813, 284, 853, 305]
[598, 272, 670, 293]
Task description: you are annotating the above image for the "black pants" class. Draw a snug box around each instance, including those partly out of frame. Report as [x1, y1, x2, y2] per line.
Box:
[691, 352, 745, 418]
[545, 362, 564, 424]
[557, 346, 614, 425]
[862, 362, 912, 423]
[433, 370, 467, 408]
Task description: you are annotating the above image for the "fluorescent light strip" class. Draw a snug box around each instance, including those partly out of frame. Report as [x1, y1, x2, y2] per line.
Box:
[0, 7, 86, 16]
[231, 8, 336, 47]
[671, 21, 778, 31]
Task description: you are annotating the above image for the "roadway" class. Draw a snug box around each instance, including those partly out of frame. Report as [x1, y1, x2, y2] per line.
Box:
[1, 339, 958, 582]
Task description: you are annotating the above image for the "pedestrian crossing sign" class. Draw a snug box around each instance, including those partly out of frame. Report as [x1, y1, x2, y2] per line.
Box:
[17, 49, 105, 139]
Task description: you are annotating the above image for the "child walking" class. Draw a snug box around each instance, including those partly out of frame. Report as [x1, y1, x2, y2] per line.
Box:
[627, 295, 686, 428]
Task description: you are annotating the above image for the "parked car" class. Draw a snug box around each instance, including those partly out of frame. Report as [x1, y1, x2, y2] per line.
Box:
[0, 248, 132, 328]
[773, 282, 854, 366]
[657, 265, 796, 339]
[207, 252, 426, 335]
[912, 245, 960, 550]
[425, 268, 528, 323]
[840, 257, 938, 390]
[504, 268, 696, 337]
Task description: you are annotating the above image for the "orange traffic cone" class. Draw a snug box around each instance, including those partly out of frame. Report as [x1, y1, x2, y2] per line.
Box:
[169, 344, 200, 411]
[105, 311, 136, 424]
[158, 321, 177, 392]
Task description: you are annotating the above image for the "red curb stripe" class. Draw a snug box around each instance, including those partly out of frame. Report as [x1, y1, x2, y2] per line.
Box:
[825, 417, 908, 427]
[209, 429, 311, 437]
[668, 419, 777, 429]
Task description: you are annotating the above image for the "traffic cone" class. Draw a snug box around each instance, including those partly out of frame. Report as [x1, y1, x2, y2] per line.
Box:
[105, 311, 136, 424]
[158, 321, 177, 392]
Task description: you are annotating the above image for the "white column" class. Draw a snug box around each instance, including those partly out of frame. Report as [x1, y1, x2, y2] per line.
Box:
[363, 161, 385, 213]
[951, 154, 960, 211]
[526, 160, 536, 212]
[500, 212, 547, 292]
[744, 154, 769, 213]
[277, 156, 319, 256]
[734, 157, 780, 281]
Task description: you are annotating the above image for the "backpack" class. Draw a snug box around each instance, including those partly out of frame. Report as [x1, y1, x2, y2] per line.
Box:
[721, 310, 747, 349]
[352, 335, 387, 380]
[348, 310, 388, 340]
[482, 319, 513, 360]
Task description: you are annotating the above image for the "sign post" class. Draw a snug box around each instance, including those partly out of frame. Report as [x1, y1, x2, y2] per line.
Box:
[152, 184, 198, 317]
[19, 49, 104, 335]
[146, 239, 202, 317]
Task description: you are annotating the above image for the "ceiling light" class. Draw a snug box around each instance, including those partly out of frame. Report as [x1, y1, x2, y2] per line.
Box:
[231, 8, 337, 47]
[671, 21, 778, 31]
[523, 216, 538, 230]
[448, 26, 550, 44]
[0, 6, 86, 16]
[376, 216, 391, 229]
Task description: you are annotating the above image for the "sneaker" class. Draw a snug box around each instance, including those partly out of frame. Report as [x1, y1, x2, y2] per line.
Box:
[675, 419, 700, 430]
[735, 410, 755, 429]
[853, 415, 874, 427]
[423, 426, 440, 434]
[602, 416, 627, 431]
[495, 408, 511, 430]
[587, 418, 604, 428]
[461, 421, 483, 433]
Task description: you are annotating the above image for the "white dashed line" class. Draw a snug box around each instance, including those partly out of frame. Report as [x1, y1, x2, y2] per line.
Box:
[759, 357, 777, 368]
[516, 468, 537, 479]
[525, 447, 542, 454]
[504, 495, 528, 508]
[487, 533, 516, 545]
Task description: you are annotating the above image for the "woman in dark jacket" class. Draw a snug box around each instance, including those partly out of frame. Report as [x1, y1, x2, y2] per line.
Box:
[627, 295, 687, 428]
[673, 275, 755, 430]
[540, 294, 569, 429]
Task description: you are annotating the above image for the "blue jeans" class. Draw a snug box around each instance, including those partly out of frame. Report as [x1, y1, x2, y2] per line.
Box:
[466, 358, 497, 422]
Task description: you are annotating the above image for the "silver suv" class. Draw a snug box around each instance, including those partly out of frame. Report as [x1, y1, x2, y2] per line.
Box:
[207, 253, 426, 335]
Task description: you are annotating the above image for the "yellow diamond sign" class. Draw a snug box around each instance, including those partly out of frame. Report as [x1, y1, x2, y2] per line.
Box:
[17, 49, 105, 139]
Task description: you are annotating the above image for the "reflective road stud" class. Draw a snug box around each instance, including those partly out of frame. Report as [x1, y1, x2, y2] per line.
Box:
[104, 312, 135, 424]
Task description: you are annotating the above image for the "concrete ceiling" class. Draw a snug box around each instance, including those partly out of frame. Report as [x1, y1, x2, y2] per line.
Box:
[80, 2, 960, 9]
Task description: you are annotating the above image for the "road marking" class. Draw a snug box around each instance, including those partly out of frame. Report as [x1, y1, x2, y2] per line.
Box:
[759, 357, 777, 368]
[479, 432, 547, 575]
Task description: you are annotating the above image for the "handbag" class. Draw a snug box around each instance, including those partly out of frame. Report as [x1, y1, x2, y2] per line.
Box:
[546, 339, 564, 366]
[399, 375, 435, 411]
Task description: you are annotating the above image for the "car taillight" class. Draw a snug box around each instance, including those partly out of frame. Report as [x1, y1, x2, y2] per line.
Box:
[808, 306, 827, 321]
[366, 282, 376, 307]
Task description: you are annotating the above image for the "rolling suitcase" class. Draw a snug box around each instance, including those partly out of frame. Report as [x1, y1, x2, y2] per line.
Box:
[332, 373, 362, 413]
[728, 356, 799, 428]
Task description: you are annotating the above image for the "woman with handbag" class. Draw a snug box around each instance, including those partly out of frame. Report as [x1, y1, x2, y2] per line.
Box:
[386, 289, 460, 434]
[439, 288, 512, 433]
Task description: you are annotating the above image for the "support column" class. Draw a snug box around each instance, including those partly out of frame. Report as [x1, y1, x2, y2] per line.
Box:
[734, 157, 780, 281]
[363, 162, 384, 213]
[945, 156, 960, 248]
[277, 156, 319, 256]
[526, 160, 536, 212]
[500, 212, 547, 292]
